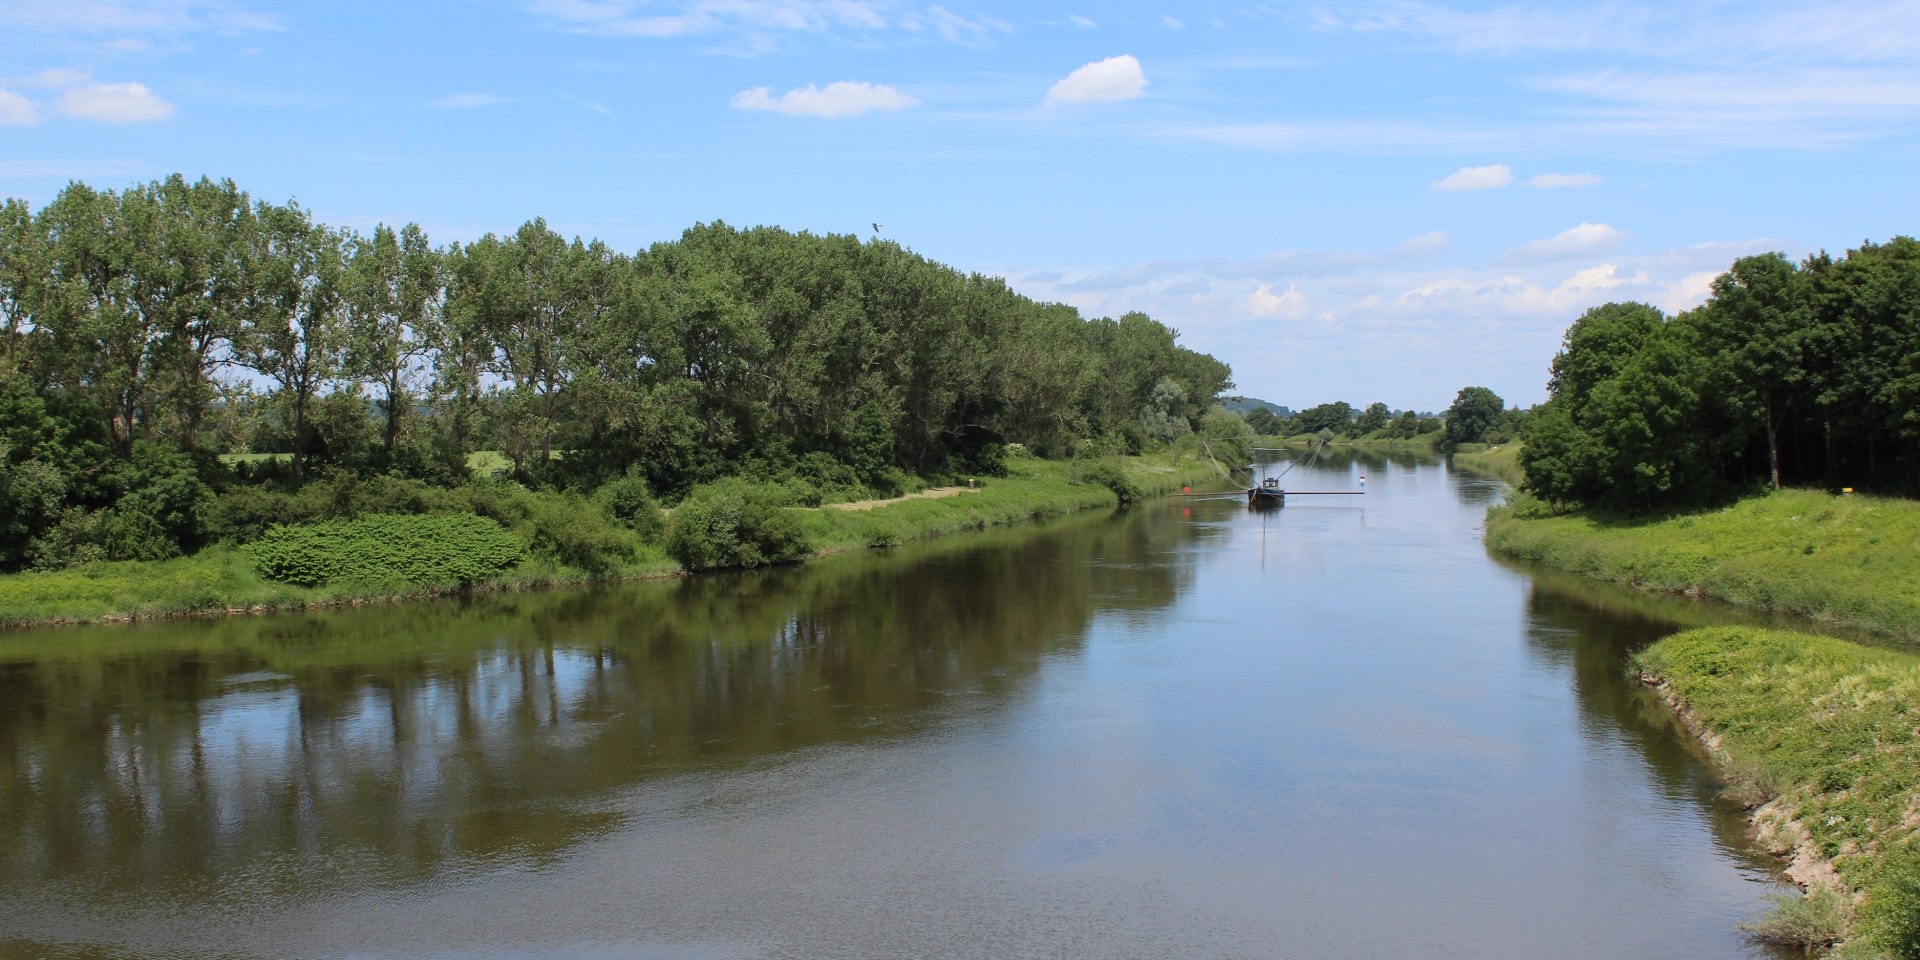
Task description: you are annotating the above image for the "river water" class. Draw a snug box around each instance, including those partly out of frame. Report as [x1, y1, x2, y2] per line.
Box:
[0, 452, 1796, 959]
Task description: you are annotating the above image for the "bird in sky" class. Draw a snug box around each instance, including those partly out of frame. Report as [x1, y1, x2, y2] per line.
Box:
[872, 223, 882, 234]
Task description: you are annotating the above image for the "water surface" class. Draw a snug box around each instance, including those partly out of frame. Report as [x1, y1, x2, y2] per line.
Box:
[0, 453, 1793, 958]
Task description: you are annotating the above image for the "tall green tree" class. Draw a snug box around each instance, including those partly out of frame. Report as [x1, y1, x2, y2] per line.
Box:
[346, 223, 441, 466]
[1696, 253, 1810, 490]
[237, 202, 349, 481]
[1443, 387, 1503, 445]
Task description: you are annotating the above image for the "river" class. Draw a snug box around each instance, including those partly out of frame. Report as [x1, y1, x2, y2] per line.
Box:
[0, 451, 1795, 959]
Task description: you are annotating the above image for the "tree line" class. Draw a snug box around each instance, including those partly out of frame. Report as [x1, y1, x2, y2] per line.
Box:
[0, 175, 1231, 572]
[1521, 237, 1920, 510]
[1239, 393, 1522, 446]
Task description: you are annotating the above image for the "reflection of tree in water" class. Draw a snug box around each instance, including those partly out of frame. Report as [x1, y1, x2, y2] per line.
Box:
[1445, 458, 1507, 506]
[0, 506, 1208, 901]
[1518, 578, 1788, 879]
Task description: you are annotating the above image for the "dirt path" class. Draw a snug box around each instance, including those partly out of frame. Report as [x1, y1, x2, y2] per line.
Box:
[821, 487, 978, 511]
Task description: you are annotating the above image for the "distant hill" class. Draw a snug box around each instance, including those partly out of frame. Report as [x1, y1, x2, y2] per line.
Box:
[1220, 396, 1293, 418]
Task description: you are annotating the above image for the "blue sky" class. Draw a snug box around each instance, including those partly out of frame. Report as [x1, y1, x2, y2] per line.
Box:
[4, 1, 1918, 410]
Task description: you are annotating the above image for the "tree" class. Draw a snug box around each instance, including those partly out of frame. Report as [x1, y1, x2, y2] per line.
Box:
[1244, 406, 1282, 436]
[1140, 377, 1191, 443]
[1356, 401, 1391, 436]
[237, 202, 350, 482]
[1443, 387, 1503, 445]
[344, 223, 440, 467]
[1695, 253, 1810, 490]
[1292, 401, 1354, 435]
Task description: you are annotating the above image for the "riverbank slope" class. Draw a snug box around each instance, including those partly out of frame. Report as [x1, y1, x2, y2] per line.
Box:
[1635, 627, 1920, 957]
[0, 455, 1214, 629]
[1485, 489, 1920, 641]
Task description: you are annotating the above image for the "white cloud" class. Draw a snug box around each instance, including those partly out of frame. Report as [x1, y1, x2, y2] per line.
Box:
[22, 67, 90, 88]
[1432, 163, 1513, 191]
[427, 93, 512, 109]
[0, 90, 41, 125]
[1045, 54, 1147, 105]
[731, 81, 919, 118]
[1161, 15, 1185, 29]
[1507, 222, 1628, 263]
[1393, 230, 1450, 258]
[1068, 14, 1096, 29]
[54, 82, 174, 122]
[1528, 172, 1601, 189]
[901, 8, 1010, 46]
[1659, 270, 1721, 313]
[1247, 282, 1310, 319]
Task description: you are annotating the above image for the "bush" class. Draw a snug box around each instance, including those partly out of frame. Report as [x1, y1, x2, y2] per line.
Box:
[664, 478, 813, 571]
[1740, 885, 1850, 952]
[519, 491, 638, 574]
[250, 513, 526, 588]
[593, 472, 665, 540]
[1069, 458, 1142, 505]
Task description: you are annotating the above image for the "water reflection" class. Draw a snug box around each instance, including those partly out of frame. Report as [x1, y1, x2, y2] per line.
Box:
[0, 508, 1211, 904]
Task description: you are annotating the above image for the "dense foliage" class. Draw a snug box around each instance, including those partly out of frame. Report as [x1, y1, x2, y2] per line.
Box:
[0, 175, 1231, 573]
[250, 513, 526, 587]
[1520, 238, 1920, 510]
[664, 478, 813, 570]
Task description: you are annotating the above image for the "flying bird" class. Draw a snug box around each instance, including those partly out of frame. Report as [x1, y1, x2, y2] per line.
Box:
[872, 223, 883, 234]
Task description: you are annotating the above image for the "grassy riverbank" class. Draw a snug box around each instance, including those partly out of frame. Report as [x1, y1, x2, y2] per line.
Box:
[1450, 443, 1524, 485]
[0, 455, 1213, 629]
[1485, 489, 1920, 640]
[1635, 627, 1920, 957]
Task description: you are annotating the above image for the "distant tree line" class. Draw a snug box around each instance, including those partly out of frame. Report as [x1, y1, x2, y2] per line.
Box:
[1238, 394, 1522, 446]
[0, 175, 1231, 572]
[1521, 237, 1920, 510]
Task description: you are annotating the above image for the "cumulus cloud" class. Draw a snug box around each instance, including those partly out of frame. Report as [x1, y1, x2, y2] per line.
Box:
[1247, 282, 1310, 319]
[0, 89, 40, 125]
[54, 82, 174, 122]
[427, 93, 513, 109]
[731, 81, 919, 118]
[1507, 222, 1629, 263]
[1432, 163, 1514, 191]
[1045, 54, 1147, 105]
[1528, 172, 1601, 188]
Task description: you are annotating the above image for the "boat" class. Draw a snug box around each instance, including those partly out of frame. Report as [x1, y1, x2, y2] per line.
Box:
[1248, 477, 1286, 507]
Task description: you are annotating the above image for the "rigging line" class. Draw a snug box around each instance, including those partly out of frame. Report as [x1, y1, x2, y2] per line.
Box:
[1198, 436, 1250, 487]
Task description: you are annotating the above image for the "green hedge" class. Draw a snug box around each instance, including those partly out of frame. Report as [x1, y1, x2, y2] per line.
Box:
[249, 513, 526, 588]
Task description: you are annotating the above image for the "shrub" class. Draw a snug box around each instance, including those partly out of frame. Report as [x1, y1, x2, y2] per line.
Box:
[1069, 458, 1142, 505]
[593, 472, 665, 540]
[519, 491, 638, 574]
[664, 478, 813, 571]
[1740, 885, 1850, 952]
[249, 513, 526, 588]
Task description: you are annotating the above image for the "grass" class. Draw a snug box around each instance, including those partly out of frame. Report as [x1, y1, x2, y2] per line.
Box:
[0, 455, 1216, 629]
[1485, 488, 1920, 640]
[798, 455, 1210, 553]
[1635, 626, 1920, 957]
[1452, 443, 1524, 486]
